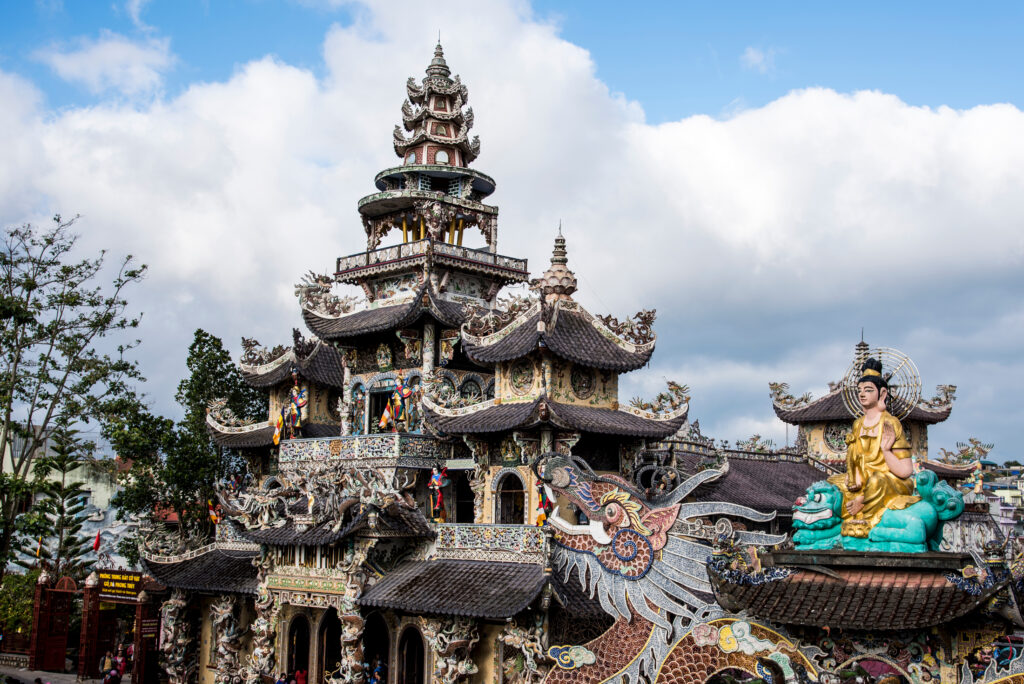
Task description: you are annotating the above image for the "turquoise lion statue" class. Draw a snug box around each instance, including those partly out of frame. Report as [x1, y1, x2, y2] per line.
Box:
[792, 469, 964, 553]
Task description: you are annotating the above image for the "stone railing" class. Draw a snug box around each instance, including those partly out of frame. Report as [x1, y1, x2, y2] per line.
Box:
[336, 240, 429, 273]
[142, 540, 258, 564]
[335, 239, 527, 277]
[278, 433, 445, 466]
[431, 241, 528, 274]
[433, 523, 548, 564]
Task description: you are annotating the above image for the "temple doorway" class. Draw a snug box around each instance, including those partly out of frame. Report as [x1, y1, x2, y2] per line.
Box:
[362, 613, 389, 683]
[288, 615, 310, 676]
[397, 626, 425, 684]
[317, 608, 342, 683]
[453, 471, 475, 522]
[495, 472, 525, 524]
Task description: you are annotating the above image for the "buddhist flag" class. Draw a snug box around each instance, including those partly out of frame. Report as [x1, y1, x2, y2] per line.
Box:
[35, 536, 43, 558]
[208, 500, 219, 524]
[93, 530, 101, 552]
[378, 403, 392, 430]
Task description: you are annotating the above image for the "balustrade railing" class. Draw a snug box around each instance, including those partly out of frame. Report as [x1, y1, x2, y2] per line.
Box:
[434, 523, 547, 563]
[277, 432, 444, 464]
[336, 239, 527, 275]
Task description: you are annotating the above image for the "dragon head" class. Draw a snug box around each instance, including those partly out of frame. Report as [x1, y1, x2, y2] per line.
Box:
[792, 481, 843, 531]
[534, 452, 681, 575]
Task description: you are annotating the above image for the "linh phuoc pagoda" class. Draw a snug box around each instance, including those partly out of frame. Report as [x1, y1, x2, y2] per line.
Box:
[139, 44, 1024, 684]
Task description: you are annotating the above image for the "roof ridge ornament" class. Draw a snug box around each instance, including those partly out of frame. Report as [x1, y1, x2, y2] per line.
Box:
[426, 41, 451, 80]
[532, 231, 577, 303]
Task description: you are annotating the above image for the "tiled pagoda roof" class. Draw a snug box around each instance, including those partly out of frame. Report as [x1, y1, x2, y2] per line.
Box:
[462, 300, 655, 372]
[142, 547, 259, 595]
[919, 459, 978, 481]
[676, 450, 833, 515]
[237, 504, 431, 546]
[302, 283, 466, 340]
[239, 340, 348, 389]
[773, 387, 952, 425]
[360, 559, 547, 620]
[206, 416, 338, 449]
[708, 550, 1003, 630]
[423, 397, 687, 438]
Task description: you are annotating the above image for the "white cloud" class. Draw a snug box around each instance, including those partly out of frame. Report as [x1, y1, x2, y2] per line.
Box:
[34, 31, 173, 95]
[125, 0, 153, 31]
[2, 0, 1022, 455]
[740, 46, 776, 74]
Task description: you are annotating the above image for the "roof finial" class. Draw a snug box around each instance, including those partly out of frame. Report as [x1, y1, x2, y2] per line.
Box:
[533, 231, 577, 303]
[426, 39, 451, 80]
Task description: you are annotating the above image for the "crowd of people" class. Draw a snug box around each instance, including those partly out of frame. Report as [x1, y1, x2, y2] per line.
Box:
[274, 670, 308, 684]
[99, 644, 131, 683]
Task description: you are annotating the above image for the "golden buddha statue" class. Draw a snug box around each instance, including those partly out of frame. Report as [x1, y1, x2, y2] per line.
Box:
[826, 358, 918, 537]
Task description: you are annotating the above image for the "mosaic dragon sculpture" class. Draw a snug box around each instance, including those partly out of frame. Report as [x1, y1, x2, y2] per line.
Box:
[535, 453, 788, 683]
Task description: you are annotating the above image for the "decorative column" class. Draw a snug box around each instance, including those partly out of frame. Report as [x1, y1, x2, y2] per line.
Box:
[496, 616, 549, 684]
[211, 593, 244, 684]
[246, 552, 281, 683]
[340, 361, 352, 435]
[420, 616, 481, 684]
[78, 571, 101, 680]
[27, 570, 50, 671]
[334, 538, 377, 683]
[159, 588, 196, 684]
[423, 322, 436, 375]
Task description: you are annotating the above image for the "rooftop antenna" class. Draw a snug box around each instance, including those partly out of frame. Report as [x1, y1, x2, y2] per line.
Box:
[558, 219, 562, 236]
[861, 327, 864, 343]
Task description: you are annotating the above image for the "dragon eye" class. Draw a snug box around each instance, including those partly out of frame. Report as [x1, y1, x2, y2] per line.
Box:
[813, 493, 823, 502]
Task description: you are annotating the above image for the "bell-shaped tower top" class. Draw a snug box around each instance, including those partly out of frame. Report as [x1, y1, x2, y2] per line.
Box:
[534, 229, 578, 303]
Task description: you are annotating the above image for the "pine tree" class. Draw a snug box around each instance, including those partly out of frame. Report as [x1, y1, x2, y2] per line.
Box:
[15, 426, 94, 579]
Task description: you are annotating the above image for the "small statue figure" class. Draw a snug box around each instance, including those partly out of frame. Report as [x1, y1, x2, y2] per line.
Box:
[350, 386, 366, 436]
[825, 358, 915, 537]
[428, 466, 449, 521]
[274, 369, 308, 445]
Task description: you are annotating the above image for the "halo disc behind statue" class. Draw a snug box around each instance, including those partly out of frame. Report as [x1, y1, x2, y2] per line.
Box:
[841, 347, 922, 420]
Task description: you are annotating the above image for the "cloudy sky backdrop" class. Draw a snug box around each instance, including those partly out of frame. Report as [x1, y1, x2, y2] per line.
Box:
[2, 1, 1022, 457]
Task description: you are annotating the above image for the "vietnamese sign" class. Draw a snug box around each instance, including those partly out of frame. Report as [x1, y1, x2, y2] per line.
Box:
[141, 618, 160, 639]
[97, 570, 144, 600]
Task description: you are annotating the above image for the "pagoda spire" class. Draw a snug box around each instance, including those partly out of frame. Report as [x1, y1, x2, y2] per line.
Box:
[358, 43, 508, 257]
[534, 231, 578, 303]
[394, 44, 480, 167]
[425, 41, 451, 81]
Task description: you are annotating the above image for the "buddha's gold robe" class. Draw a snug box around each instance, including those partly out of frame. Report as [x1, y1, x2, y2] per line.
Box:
[826, 411, 916, 537]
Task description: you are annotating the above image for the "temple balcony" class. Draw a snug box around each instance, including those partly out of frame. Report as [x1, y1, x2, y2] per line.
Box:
[433, 523, 549, 564]
[335, 238, 528, 284]
[278, 432, 464, 468]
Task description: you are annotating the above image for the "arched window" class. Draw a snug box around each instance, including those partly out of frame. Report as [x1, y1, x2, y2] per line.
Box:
[435, 149, 449, 165]
[496, 472, 526, 524]
[405, 151, 417, 165]
[434, 123, 449, 136]
[398, 626, 425, 684]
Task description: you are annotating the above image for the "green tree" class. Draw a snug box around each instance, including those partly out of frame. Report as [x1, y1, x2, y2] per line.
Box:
[0, 215, 145, 580]
[105, 330, 263, 564]
[14, 426, 94, 579]
[0, 567, 40, 638]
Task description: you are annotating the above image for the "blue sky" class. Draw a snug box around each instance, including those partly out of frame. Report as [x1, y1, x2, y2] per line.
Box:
[1, 1, 1022, 459]
[5, 2, 1023, 119]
